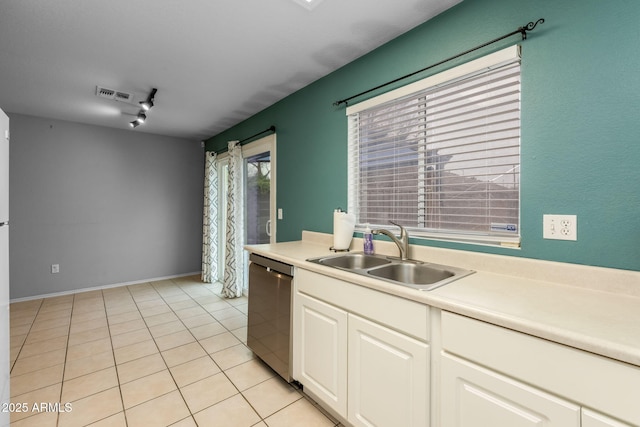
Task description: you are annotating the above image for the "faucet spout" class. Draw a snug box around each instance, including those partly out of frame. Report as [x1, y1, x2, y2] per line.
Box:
[372, 221, 410, 260]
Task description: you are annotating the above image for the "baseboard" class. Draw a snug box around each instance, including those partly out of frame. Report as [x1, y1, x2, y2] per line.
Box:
[10, 271, 203, 303]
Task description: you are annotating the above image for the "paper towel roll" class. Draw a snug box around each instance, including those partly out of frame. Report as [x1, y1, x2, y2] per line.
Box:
[333, 210, 356, 250]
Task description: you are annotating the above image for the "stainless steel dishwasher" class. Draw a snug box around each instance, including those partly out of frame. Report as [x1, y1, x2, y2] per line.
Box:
[247, 253, 294, 382]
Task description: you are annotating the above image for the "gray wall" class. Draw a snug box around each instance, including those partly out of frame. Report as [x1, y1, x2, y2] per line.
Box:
[8, 114, 204, 299]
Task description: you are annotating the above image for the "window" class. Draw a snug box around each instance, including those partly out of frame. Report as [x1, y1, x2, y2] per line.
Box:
[347, 46, 521, 246]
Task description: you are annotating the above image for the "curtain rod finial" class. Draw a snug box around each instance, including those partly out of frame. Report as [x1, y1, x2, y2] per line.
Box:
[520, 18, 545, 39]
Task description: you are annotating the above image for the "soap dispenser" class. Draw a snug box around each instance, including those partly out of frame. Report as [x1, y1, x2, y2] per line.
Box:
[363, 224, 374, 255]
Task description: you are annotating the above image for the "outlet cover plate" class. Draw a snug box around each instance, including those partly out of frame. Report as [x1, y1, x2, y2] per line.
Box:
[543, 214, 577, 241]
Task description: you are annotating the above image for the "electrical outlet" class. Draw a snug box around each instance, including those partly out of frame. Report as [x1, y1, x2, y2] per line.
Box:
[51, 264, 60, 274]
[543, 215, 577, 241]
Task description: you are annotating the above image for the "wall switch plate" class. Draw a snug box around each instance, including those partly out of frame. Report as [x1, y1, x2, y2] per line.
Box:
[51, 264, 60, 274]
[543, 215, 577, 241]
[277, 208, 283, 220]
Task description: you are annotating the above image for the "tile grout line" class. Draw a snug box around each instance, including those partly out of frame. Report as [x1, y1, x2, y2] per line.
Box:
[119, 278, 229, 425]
[55, 292, 77, 427]
[158, 278, 259, 425]
[54, 290, 121, 427]
[167, 279, 260, 426]
[8, 298, 53, 426]
[148, 278, 206, 426]
[10, 278, 337, 427]
[173, 280, 325, 426]
[9, 298, 44, 374]
[104, 286, 130, 427]
[156, 278, 267, 426]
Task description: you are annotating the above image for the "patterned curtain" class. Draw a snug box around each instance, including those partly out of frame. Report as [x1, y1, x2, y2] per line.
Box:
[222, 141, 244, 298]
[201, 151, 218, 283]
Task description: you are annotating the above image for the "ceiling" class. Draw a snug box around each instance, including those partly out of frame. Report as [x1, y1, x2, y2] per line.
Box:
[0, 0, 460, 141]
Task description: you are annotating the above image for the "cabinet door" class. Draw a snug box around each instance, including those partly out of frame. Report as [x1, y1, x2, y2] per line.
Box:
[582, 409, 633, 427]
[293, 292, 348, 417]
[348, 314, 429, 427]
[441, 353, 580, 427]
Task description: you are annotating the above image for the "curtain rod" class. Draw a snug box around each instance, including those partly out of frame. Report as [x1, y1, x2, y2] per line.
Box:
[237, 126, 276, 144]
[333, 18, 544, 107]
[210, 125, 276, 155]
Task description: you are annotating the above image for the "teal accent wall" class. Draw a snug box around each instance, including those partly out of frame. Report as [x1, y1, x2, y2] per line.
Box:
[206, 0, 640, 271]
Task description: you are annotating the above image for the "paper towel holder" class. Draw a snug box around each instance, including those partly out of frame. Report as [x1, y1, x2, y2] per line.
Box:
[331, 207, 354, 252]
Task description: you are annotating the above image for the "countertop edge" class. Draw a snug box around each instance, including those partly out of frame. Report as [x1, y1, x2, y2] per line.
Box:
[245, 240, 640, 367]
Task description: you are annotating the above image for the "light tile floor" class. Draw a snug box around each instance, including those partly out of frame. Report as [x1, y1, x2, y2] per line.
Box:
[9, 276, 340, 427]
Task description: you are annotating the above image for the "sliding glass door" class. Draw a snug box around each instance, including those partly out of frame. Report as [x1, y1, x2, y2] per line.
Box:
[245, 150, 272, 245]
[242, 135, 276, 292]
[216, 134, 276, 291]
[242, 134, 276, 246]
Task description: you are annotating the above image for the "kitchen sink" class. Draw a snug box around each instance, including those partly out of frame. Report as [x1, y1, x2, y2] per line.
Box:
[318, 253, 392, 269]
[367, 262, 454, 284]
[307, 252, 473, 291]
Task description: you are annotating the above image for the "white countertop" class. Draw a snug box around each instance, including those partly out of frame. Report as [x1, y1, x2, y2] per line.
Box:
[246, 231, 640, 367]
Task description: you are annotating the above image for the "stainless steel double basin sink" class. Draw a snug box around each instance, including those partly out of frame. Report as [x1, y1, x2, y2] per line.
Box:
[306, 252, 474, 291]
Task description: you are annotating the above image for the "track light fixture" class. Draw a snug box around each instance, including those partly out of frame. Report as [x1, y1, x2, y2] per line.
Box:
[129, 87, 157, 130]
[140, 88, 157, 111]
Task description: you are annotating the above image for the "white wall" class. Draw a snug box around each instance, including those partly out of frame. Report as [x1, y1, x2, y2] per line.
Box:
[9, 114, 204, 299]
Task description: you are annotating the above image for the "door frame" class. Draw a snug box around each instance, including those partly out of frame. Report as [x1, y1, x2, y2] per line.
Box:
[216, 133, 277, 246]
[241, 134, 277, 244]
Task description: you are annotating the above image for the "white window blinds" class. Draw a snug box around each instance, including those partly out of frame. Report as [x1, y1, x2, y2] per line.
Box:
[347, 46, 521, 246]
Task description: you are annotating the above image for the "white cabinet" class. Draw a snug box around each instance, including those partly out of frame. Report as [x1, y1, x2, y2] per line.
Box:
[290, 266, 640, 427]
[348, 314, 429, 427]
[440, 311, 640, 427]
[294, 292, 348, 417]
[582, 409, 634, 427]
[293, 268, 429, 427]
[441, 353, 579, 426]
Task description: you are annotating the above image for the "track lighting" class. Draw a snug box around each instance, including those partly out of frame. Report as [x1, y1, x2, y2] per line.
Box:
[140, 88, 157, 111]
[129, 87, 157, 130]
[140, 99, 153, 111]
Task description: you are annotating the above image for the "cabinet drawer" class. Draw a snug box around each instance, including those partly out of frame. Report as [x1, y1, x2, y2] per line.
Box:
[296, 268, 429, 341]
[442, 311, 640, 426]
[441, 353, 580, 427]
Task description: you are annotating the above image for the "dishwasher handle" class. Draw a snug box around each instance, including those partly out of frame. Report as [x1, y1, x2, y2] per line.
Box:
[249, 253, 294, 277]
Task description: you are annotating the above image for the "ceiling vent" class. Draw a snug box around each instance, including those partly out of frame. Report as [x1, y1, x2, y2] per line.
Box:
[96, 86, 115, 99]
[96, 86, 134, 103]
[114, 91, 133, 102]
